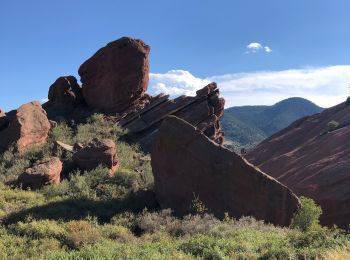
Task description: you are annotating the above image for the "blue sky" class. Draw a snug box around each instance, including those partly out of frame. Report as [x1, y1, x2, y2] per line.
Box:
[1, 0, 350, 111]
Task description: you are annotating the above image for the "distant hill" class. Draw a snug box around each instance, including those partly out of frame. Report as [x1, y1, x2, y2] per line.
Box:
[221, 97, 324, 150]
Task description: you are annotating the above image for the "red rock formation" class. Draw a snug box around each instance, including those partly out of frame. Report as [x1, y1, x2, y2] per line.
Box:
[18, 157, 62, 189]
[246, 101, 350, 228]
[79, 37, 150, 112]
[73, 139, 119, 175]
[0, 109, 8, 131]
[120, 82, 225, 150]
[151, 116, 300, 227]
[0, 101, 51, 153]
[47, 76, 84, 108]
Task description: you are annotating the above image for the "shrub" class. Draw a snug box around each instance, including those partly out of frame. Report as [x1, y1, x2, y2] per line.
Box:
[74, 113, 125, 144]
[49, 123, 74, 144]
[190, 194, 208, 215]
[9, 219, 66, 240]
[101, 224, 134, 242]
[327, 120, 339, 131]
[66, 219, 101, 249]
[291, 196, 322, 231]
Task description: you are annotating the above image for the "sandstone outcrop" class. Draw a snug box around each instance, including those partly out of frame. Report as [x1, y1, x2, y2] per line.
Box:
[73, 139, 119, 175]
[246, 101, 350, 228]
[0, 109, 8, 131]
[39, 38, 225, 151]
[79, 37, 150, 112]
[121, 82, 225, 150]
[0, 101, 51, 153]
[47, 76, 84, 109]
[151, 116, 300, 227]
[18, 157, 62, 189]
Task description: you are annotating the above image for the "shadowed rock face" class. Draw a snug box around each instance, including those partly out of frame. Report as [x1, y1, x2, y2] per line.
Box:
[0, 101, 51, 153]
[151, 116, 300, 227]
[246, 101, 350, 228]
[18, 157, 62, 189]
[47, 76, 84, 109]
[79, 37, 150, 112]
[0, 109, 8, 131]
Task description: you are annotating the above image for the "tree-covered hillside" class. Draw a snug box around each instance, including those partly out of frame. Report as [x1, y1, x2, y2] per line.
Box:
[222, 97, 323, 151]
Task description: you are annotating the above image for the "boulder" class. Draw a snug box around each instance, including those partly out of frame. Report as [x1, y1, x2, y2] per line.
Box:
[18, 157, 62, 189]
[47, 76, 84, 108]
[0, 101, 51, 153]
[151, 116, 300, 227]
[79, 37, 150, 112]
[73, 139, 119, 175]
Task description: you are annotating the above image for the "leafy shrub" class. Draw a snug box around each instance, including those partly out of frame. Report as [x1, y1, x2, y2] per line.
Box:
[49, 123, 74, 144]
[291, 196, 322, 231]
[75, 113, 125, 144]
[66, 219, 101, 249]
[327, 120, 339, 131]
[190, 194, 208, 215]
[9, 218, 66, 240]
[101, 224, 134, 242]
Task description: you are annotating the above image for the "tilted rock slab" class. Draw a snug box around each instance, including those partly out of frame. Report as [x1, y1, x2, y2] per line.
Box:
[79, 37, 150, 112]
[73, 138, 119, 175]
[18, 157, 62, 189]
[151, 116, 300, 227]
[246, 101, 350, 228]
[121, 82, 225, 150]
[0, 101, 51, 153]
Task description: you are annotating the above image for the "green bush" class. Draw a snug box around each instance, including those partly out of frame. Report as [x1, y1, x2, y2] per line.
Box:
[327, 120, 339, 131]
[66, 219, 101, 249]
[291, 196, 322, 231]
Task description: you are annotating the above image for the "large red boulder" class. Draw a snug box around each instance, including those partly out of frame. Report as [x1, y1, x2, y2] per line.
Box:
[78, 37, 150, 112]
[18, 157, 62, 189]
[73, 139, 119, 175]
[0, 101, 51, 153]
[151, 116, 300, 227]
[47, 76, 84, 108]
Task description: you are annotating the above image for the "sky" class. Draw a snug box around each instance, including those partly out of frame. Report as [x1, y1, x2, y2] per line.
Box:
[1, 0, 350, 111]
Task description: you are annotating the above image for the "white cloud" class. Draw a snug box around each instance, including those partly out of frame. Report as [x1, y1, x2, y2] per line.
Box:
[264, 46, 272, 53]
[149, 65, 350, 108]
[149, 70, 210, 96]
[246, 42, 272, 53]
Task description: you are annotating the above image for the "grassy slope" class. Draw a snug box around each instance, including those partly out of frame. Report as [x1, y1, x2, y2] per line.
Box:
[0, 114, 349, 259]
[222, 97, 323, 150]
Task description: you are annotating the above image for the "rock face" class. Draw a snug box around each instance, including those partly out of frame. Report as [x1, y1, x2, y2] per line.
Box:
[47, 76, 84, 109]
[73, 139, 119, 175]
[121, 82, 225, 150]
[18, 157, 62, 189]
[0, 109, 8, 131]
[0, 101, 51, 153]
[151, 116, 300, 227]
[79, 37, 150, 112]
[246, 101, 350, 228]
